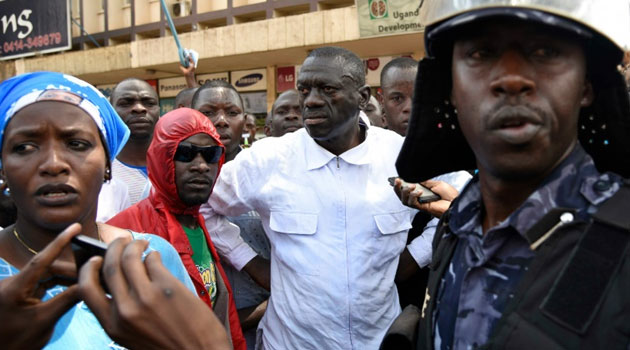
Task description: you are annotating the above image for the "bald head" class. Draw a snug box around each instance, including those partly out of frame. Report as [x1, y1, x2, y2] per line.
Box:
[380, 57, 418, 87]
[175, 87, 198, 108]
[110, 78, 160, 140]
[266, 89, 302, 137]
[111, 78, 157, 103]
[305, 46, 365, 87]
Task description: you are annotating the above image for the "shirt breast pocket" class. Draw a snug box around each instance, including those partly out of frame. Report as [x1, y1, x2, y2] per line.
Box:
[372, 211, 412, 260]
[269, 211, 320, 275]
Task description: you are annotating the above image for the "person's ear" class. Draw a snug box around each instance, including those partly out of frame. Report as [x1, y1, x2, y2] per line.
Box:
[358, 85, 371, 110]
[580, 80, 594, 108]
[104, 161, 112, 183]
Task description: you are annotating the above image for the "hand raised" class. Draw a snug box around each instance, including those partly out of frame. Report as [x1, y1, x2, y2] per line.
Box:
[79, 237, 230, 350]
[179, 55, 196, 76]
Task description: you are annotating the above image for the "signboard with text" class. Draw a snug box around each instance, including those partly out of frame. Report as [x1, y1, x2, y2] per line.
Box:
[158, 72, 229, 98]
[277, 66, 296, 92]
[0, 0, 72, 60]
[198, 72, 229, 86]
[231, 68, 267, 92]
[356, 0, 424, 38]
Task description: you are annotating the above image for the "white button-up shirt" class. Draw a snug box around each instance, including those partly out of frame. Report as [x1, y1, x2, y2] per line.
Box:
[202, 123, 415, 350]
[201, 120, 472, 349]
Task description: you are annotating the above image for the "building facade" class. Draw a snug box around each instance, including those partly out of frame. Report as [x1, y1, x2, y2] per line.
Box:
[0, 0, 425, 114]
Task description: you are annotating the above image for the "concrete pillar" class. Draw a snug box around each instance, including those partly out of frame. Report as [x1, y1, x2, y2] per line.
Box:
[266, 64, 276, 113]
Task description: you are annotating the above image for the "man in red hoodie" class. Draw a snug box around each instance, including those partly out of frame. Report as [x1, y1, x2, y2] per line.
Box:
[108, 108, 246, 349]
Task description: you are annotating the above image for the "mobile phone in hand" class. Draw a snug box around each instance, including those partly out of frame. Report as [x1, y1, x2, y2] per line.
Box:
[388, 177, 441, 203]
[71, 235, 108, 292]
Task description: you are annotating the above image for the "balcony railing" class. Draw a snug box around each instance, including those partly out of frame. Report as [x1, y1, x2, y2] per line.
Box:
[72, 0, 354, 50]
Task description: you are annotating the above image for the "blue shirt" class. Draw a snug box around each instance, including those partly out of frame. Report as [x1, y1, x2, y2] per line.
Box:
[0, 232, 195, 350]
[225, 211, 271, 310]
[434, 145, 623, 350]
[225, 211, 271, 350]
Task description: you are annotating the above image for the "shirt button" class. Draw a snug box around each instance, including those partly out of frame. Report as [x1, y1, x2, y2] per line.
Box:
[200, 291, 206, 295]
[593, 180, 611, 192]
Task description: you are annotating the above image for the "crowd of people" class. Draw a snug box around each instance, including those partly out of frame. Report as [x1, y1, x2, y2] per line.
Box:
[0, 1, 629, 349]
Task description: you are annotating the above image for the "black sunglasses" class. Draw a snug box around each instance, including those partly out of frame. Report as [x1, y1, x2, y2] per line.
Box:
[174, 143, 223, 164]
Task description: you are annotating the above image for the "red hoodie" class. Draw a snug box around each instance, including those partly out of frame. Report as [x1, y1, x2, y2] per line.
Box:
[108, 108, 246, 349]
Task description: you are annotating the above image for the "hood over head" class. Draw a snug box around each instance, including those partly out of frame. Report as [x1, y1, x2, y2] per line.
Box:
[147, 108, 224, 215]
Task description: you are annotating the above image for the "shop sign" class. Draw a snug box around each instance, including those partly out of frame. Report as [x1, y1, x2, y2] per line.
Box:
[0, 0, 72, 60]
[158, 76, 189, 98]
[198, 72, 229, 86]
[357, 0, 424, 38]
[277, 66, 296, 92]
[231, 68, 266, 92]
[160, 97, 175, 116]
[158, 72, 228, 98]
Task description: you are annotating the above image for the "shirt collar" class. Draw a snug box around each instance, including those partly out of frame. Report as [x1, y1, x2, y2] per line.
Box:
[449, 144, 622, 240]
[305, 113, 371, 170]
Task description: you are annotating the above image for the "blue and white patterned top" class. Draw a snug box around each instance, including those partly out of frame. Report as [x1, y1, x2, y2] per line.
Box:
[0, 232, 195, 350]
[433, 145, 623, 350]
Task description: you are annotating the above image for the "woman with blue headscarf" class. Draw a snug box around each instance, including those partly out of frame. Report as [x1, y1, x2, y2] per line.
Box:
[0, 72, 230, 349]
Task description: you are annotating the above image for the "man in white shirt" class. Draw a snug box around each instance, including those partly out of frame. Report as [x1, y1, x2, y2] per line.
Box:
[96, 177, 131, 222]
[109, 78, 158, 204]
[201, 47, 464, 349]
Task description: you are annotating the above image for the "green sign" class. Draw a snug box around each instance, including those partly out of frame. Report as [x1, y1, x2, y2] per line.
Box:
[160, 97, 175, 116]
[357, 0, 424, 38]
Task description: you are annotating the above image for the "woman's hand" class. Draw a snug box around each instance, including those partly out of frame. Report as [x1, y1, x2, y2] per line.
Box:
[0, 223, 82, 350]
[79, 237, 230, 350]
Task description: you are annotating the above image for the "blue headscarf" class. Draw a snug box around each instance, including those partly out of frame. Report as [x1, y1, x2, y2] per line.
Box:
[0, 71, 129, 163]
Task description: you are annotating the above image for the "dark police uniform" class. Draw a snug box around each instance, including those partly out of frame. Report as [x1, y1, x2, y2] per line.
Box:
[417, 145, 630, 350]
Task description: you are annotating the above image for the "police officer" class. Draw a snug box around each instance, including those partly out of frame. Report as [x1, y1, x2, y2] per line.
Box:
[393, 1, 630, 349]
